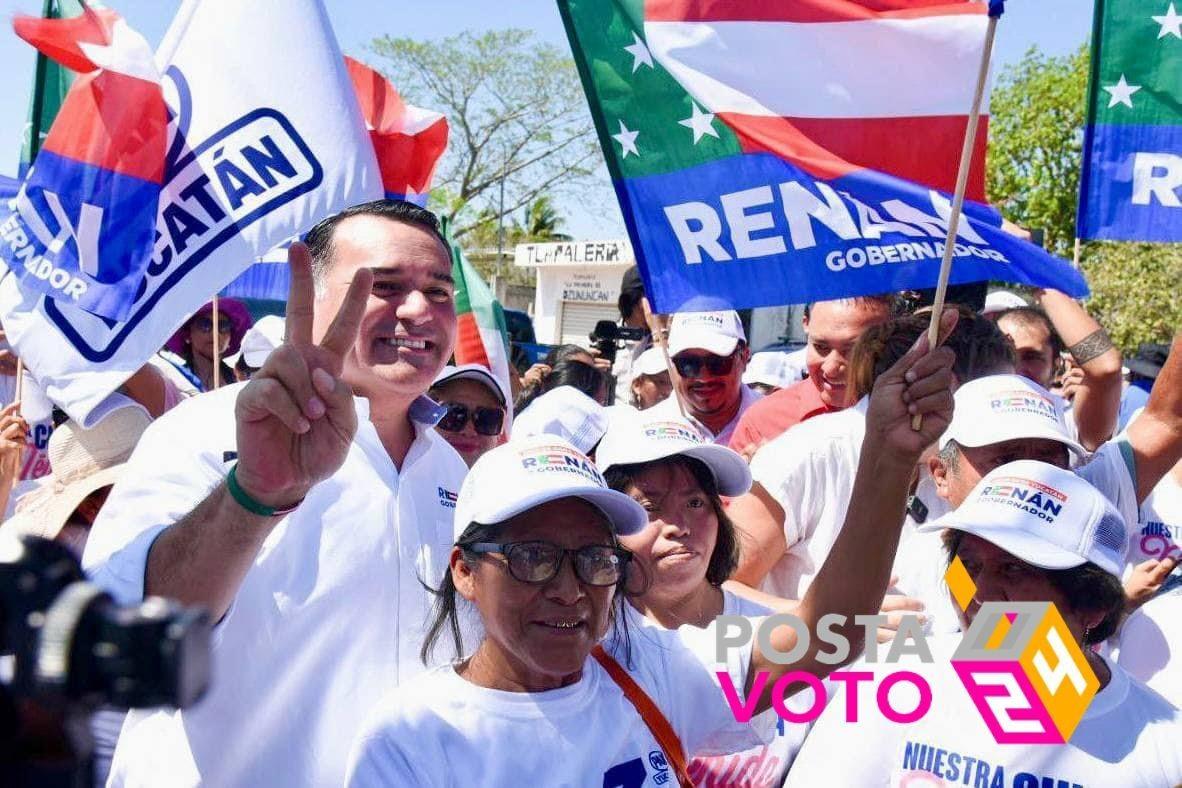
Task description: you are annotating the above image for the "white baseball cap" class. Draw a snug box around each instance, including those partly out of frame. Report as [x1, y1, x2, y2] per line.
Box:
[918, 460, 1128, 578]
[981, 290, 1028, 316]
[513, 386, 608, 454]
[239, 314, 286, 368]
[633, 346, 669, 377]
[596, 410, 751, 496]
[432, 364, 510, 409]
[939, 374, 1086, 458]
[667, 310, 745, 358]
[453, 434, 648, 541]
[742, 349, 806, 389]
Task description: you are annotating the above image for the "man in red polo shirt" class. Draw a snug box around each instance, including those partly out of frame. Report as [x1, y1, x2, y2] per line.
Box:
[728, 296, 893, 458]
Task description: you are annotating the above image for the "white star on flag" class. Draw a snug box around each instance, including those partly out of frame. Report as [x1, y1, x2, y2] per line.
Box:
[624, 31, 653, 73]
[678, 101, 719, 144]
[1104, 74, 1142, 108]
[1154, 3, 1182, 38]
[612, 119, 640, 157]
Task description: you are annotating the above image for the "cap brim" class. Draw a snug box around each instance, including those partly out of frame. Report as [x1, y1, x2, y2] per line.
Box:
[474, 485, 648, 537]
[433, 367, 508, 407]
[10, 465, 126, 540]
[943, 422, 1088, 459]
[916, 516, 1087, 571]
[602, 442, 752, 498]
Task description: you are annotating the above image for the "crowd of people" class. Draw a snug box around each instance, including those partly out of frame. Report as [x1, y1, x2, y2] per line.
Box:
[0, 197, 1180, 787]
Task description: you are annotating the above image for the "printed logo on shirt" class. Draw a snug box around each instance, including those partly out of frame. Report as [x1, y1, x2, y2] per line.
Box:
[437, 487, 457, 509]
[977, 477, 1067, 523]
[989, 391, 1059, 422]
[642, 421, 704, 444]
[1137, 519, 1181, 562]
[518, 445, 605, 486]
[947, 560, 1099, 745]
[897, 742, 1083, 787]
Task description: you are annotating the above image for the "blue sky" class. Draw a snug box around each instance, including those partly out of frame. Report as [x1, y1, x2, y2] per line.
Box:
[0, 0, 1092, 238]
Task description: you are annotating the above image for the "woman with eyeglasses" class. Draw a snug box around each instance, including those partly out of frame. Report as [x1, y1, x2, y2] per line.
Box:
[161, 299, 253, 393]
[429, 365, 511, 467]
[344, 331, 956, 787]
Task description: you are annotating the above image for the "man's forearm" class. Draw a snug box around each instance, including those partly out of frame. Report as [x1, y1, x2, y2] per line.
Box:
[1131, 332, 1182, 501]
[145, 483, 282, 620]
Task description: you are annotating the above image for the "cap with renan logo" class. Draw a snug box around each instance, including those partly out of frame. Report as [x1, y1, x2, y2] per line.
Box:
[596, 410, 751, 497]
[919, 460, 1128, 578]
[939, 374, 1086, 458]
[667, 309, 745, 358]
[453, 434, 647, 542]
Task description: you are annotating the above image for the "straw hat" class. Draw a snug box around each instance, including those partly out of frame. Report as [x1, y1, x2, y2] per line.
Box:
[2, 406, 151, 540]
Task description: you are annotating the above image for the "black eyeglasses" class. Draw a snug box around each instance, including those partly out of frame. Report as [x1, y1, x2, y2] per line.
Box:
[466, 541, 631, 586]
[672, 352, 737, 378]
[437, 402, 505, 436]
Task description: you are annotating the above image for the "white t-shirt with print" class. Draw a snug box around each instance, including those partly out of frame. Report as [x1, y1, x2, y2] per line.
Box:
[631, 590, 810, 787]
[648, 383, 762, 446]
[1126, 472, 1182, 569]
[345, 610, 761, 787]
[0, 372, 54, 517]
[786, 634, 1182, 788]
[81, 384, 470, 788]
[1117, 587, 1182, 709]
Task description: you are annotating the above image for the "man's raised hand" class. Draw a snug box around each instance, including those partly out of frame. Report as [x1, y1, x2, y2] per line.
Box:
[233, 242, 372, 511]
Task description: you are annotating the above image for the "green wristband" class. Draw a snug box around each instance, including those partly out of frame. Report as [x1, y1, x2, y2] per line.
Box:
[226, 463, 302, 517]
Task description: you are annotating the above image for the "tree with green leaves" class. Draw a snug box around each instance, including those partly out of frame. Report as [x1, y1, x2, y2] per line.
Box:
[986, 45, 1182, 353]
[368, 29, 604, 238]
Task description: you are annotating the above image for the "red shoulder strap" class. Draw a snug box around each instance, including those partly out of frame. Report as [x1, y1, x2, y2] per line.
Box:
[592, 644, 695, 788]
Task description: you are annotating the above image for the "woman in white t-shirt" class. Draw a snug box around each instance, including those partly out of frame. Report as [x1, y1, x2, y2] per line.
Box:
[597, 410, 808, 786]
[345, 332, 956, 787]
[787, 461, 1182, 788]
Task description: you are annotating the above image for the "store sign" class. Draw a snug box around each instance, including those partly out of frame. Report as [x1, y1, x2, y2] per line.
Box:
[515, 239, 632, 267]
[560, 269, 618, 303]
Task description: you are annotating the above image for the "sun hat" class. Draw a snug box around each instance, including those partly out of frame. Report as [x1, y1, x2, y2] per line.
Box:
[2, 405, 152, 540]
[918, 460, 1128, 578]
[453, 434, 647, 540]
[939, 374, 1086, 458]
[596, 409, 751, 496]
[164, 298, 253, 357]
[236, 314, 286, 368]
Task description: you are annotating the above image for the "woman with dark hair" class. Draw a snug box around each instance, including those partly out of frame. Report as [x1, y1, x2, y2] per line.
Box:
[598, 409, 809, 783]
[161, 299, 253, 392]
[787, 462, 1182, 787]
[345, 333, 956, 787]
[514, 357, 608, 414]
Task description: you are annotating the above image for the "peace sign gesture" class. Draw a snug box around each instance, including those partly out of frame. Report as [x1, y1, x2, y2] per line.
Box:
[232, 242, 373, 510]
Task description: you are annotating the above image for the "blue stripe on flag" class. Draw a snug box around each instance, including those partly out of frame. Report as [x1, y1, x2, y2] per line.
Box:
[1077, 123, 1182, 242]
[619, 152, 1086, 313]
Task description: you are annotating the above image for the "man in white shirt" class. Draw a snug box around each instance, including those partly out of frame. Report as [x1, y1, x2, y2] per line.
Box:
[82, 199, 470, 788]
[648, 310, 761, 445]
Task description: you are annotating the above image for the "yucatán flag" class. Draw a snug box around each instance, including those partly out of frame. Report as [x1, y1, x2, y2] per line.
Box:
[558, 0, 1087, 312]
[221, 57, 449, 302]
[2, 6, 166, 321]
[1077, 0, 1182, 241]
[0, 0, 383, 424]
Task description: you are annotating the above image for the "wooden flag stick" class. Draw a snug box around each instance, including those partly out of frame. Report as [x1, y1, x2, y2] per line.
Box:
[1072, 237, 1082, 270]
[913, 12, 999, 430]
[211, 295, 221, 390]
[14, 358, 23, 404]
[641, 296, 688, 420]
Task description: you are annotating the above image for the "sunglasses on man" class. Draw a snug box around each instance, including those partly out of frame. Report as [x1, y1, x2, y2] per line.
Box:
[671, 351, 738, 378]
[436, 402, 505, 436]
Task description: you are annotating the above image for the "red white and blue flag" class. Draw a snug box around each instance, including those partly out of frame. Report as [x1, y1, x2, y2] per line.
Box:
[221, 57, 449, 302]
[559, 0, 1087, 312]
[2, 6, 166, 320]
[0, 0, 384, 423]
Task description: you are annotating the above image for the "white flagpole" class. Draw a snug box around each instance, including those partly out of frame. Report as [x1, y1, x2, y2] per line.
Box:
[913, 11, 999, 430]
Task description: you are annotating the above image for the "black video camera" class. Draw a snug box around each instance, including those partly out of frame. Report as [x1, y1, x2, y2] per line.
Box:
[0, 536, 211, 784]
[589, 320, 648, 366]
